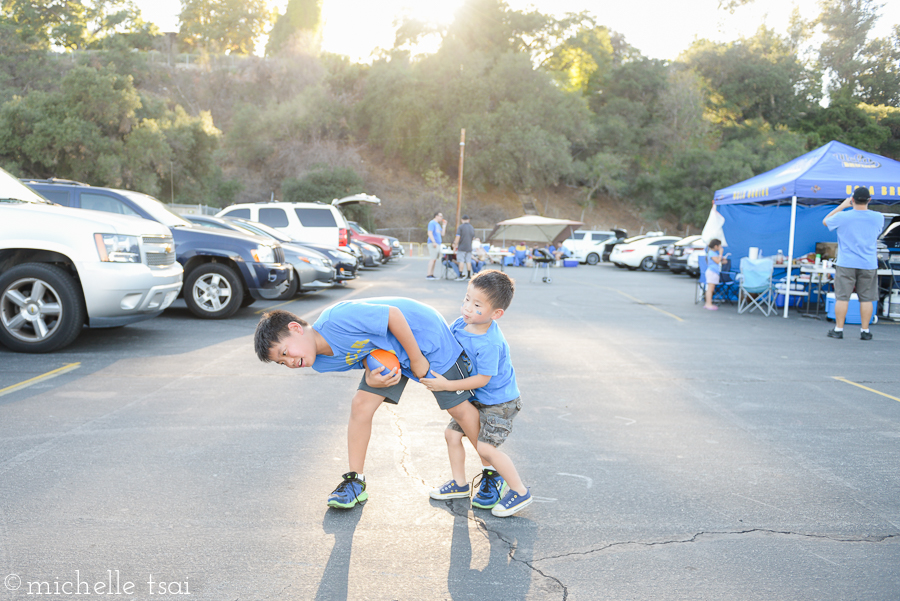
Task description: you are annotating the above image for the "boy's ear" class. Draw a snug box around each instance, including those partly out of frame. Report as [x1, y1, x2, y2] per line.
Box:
[491, 307, 505, 321]
[288, 321, 304, 334]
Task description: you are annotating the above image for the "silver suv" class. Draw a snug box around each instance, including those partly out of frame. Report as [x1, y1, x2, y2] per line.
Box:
[0, 168, 183, 353]
[216, 195, 381, 247]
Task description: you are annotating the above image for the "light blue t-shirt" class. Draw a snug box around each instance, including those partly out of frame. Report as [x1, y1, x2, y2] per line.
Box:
[706, 248, 722, 274]
[312, 297, 461, 380]
[450, 317, 520, 406]
[825, 209, 885, 269]
[428, 219, 442, 246]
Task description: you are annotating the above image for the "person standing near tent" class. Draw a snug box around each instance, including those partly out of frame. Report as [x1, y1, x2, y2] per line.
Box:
[823, 187, 885, 340]
[452, 214, 476, 280]
[426, 211, 447, 280]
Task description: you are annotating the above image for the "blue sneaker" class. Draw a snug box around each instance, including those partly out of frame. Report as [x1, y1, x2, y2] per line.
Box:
[429, 479, 470, 500]
[327, 472, 368, 508]
[491, 487, 532, 517]
[471, 469, 506, 509]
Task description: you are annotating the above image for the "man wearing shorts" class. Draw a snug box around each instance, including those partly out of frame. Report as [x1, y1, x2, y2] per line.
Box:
[426, 211, 447, 280]
[452, 214, 476, 280]
[823, 187, 886, 340]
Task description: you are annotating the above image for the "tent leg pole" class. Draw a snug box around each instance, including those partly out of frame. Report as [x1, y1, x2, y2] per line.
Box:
[784, 195, 797, 318]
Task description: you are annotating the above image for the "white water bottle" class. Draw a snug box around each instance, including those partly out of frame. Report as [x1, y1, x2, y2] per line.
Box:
[776, 249, 784, 264]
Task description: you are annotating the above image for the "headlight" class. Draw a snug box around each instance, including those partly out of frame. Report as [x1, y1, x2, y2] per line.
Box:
[95, 234, 140, 263]
[308, 257, 324, 267]
[392, 240, 400, 247]
[251, 245, 276, 263]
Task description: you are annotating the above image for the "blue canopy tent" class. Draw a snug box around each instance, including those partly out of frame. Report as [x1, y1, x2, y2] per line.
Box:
[712, 140, 900, 317]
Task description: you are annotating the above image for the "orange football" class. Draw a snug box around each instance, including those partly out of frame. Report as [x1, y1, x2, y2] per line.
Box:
[366, 349, 401, 374]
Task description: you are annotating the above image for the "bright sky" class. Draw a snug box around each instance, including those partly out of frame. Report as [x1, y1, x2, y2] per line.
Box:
[137, 0, 900, 62]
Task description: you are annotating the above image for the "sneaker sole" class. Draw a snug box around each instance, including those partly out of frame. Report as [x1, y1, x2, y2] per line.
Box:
[491, 496, 533, 517]
[429, 490, 470, 500]
[327, 491, 369, 508]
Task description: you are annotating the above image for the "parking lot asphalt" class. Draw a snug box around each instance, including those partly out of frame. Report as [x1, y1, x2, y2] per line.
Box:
[1, 259, 898, 600]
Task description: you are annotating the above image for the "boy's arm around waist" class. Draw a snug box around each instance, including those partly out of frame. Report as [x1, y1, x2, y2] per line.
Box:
[388, 306, 429, 378]
[421, 370, 490, 392]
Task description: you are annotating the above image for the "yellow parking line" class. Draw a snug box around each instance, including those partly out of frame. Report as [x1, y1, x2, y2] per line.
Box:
[832, 376, 900, 403]
[0, 363, 81, 398]
[611, 289, 685, 322]
[254, 299, 299, 314]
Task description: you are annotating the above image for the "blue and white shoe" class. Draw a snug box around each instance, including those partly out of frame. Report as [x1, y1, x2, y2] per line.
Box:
[491, 487, 532, 517]
[327, 472, 368, 508]
[429, 479, 471, 500]
[471, 469, 506, 509]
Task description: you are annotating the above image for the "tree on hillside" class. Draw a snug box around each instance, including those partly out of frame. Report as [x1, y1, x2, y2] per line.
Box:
[178, 0, 269, 55]
[266, 0, 321, 56]
[817, 0, 881, 101]
[857, 25, 900, 106]
[1, 0, 87, 48]
[680, 27, 821, 126]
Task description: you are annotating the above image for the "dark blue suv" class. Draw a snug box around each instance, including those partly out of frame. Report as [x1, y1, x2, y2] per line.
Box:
[25, 180, 292, 319]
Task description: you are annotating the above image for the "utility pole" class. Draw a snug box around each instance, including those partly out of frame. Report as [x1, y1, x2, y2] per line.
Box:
[456, 128, 466, 230]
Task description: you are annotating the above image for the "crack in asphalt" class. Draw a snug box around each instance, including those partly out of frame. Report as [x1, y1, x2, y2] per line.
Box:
[384, 405, 428, 487]
[531, 529, 900, 563]
[445, 501, 569, 600]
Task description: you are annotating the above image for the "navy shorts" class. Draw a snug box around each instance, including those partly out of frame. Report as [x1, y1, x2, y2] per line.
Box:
[357, 352, 474, 410]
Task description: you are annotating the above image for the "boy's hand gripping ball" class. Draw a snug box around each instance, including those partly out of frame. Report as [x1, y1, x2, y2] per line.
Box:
[365, 349, 401, 374]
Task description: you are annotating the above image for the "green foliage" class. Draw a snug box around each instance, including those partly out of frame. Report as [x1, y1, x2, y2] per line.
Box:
[857, 25, 900, 106]
[281, 167, 364, 203]
[1, 0, 87, 49]
[817, 0, 880, 101]
[266, 0, 321, 56]
[792, 98, 890, 151]
[178, 0, 270, 55]
[0, 65, 221, 201]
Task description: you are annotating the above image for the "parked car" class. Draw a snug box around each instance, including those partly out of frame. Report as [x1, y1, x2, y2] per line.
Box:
[223, 217, 359, 284]
[25, 180, 291, 319]
[668, 235, 705, 274]
[655, 243, 674, 270]
[184, 215, 335, 296]
[609, 235, 681, 271]
[561, 229, 620, 264]
[1, 169, 183, 352]
[350, 240, 381, 268]
[347, 220, 398, 263]
[217, 194, 382, 249]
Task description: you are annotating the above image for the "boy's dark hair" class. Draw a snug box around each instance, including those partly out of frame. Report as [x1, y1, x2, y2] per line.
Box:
[470, 269, 515, 311]
[254, 310, 308, 362]
[708, 238, 722, 249]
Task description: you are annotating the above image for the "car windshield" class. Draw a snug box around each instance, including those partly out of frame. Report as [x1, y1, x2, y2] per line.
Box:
[118, 190, 191, 227]
[0, 169, 54, 204]
[231, 219, 292, 243]
[350, 222, 370, 234]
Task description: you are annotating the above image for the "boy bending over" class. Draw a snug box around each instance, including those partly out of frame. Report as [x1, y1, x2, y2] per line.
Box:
[255, 298, 483, 509]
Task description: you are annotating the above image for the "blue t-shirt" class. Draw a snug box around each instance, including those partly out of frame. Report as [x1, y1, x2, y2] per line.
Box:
[312, 297, 461, 380]
[428, 219, 442, 246]
[706, 248, 721, 274]
[450, 317, 520, 406]
[825, 209, 885, 269]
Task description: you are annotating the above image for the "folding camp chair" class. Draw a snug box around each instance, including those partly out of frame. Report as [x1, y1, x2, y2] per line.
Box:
[737, 257, 775, 315]
[695, 255, 737, 305]
[530, 249, 554, 283]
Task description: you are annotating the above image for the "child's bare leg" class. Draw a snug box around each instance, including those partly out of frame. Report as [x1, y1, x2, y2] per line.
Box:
[444, 428, 467, 484]
[446, 401, 482, 462]
[477, 441, 525, 494]
[347, 390, 385, 474]
[705, 283, 715, 307]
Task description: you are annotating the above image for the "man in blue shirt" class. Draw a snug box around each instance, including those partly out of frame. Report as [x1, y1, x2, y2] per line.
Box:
[426, 211, 447, 280]
[823, 187, 886, 340]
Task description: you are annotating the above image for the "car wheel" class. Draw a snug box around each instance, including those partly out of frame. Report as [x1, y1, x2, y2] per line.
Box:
[276, 270, 300, 301]
[184, 263, 244, 319]
[0, 263, 86, 353]
[671, 267, 683, 274]
[640, 257, 656, 271]
[586, 253, 600, 265]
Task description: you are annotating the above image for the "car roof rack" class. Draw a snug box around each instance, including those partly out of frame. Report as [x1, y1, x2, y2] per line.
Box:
[20, 177, 90, 186]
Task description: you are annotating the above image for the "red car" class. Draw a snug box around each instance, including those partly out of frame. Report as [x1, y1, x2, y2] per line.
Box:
[347, 221, 392, 263]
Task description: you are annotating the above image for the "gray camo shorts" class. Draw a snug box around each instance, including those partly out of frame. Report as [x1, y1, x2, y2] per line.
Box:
[448, 397, 522, 447]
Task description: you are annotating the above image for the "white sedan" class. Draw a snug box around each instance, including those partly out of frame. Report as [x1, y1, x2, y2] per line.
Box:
[609, 236, 682, 271]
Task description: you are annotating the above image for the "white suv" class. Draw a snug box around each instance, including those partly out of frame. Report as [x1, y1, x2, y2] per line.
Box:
[217, 195, 381, 247]
[562, 229, 619, 265]
[0, 168, 183, 353]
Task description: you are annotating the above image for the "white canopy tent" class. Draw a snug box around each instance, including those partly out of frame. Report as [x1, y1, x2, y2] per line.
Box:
[486, 215, 584, 246]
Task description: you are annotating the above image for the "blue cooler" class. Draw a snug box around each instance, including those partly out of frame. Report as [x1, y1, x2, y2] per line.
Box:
[825, 293, 877, 324]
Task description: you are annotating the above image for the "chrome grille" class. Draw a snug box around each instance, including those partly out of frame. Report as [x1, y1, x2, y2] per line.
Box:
[142, 234, 176, 266]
